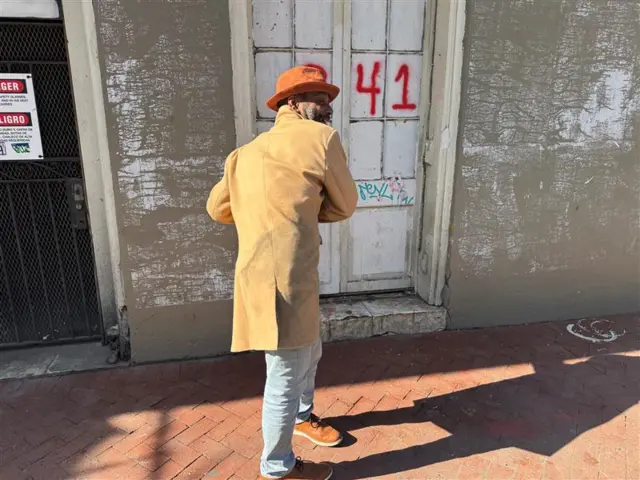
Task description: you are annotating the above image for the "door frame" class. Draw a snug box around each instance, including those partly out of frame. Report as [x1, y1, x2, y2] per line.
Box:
[415, 0, 466, 305]
[228, 0, 465, 305]
[60, 0, 125, 330]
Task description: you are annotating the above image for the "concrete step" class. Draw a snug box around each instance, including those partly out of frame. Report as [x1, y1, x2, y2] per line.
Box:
[320, 293, 447, 342]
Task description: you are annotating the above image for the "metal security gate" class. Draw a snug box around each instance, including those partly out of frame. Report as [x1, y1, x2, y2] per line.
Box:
[0, 19, 102, 347]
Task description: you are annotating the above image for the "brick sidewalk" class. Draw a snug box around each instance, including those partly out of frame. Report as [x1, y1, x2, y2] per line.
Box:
[1, 315, 638, 480]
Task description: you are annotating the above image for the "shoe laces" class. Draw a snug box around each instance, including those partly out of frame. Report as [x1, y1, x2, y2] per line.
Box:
[309, 413, 325, 429]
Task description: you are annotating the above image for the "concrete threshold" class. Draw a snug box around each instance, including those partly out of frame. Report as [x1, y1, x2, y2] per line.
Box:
[0, 294, 446, 379]
[320, 292, 447, 342]
[0, 342, 118, 381]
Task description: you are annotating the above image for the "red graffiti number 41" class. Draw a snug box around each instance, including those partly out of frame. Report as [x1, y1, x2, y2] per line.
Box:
[355, 62, 417, 115]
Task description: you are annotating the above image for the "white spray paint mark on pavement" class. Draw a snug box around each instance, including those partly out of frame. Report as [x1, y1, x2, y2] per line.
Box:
[566, 318, 626, 343]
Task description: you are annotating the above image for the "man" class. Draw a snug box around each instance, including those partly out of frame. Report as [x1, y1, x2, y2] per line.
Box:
[207, 66, 358, 480]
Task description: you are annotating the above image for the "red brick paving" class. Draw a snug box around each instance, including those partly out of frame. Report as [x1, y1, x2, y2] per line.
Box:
[0, 315, 638, 479]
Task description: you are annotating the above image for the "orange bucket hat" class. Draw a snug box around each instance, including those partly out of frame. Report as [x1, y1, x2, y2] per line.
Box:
[266, 65, 340, 112]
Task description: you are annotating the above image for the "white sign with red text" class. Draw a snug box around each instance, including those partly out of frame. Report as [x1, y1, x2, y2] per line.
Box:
[0, 74, 43, 160]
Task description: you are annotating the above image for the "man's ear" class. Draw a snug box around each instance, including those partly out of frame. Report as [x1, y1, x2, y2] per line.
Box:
[287, 96, 297, 108]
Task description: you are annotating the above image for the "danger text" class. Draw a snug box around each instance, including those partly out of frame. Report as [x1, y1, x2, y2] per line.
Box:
[0, 80, 26, 94]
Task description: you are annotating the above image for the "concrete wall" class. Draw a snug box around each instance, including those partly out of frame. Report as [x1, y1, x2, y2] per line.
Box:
[93, 0, 237, 362]
[448, 0, 640, 328]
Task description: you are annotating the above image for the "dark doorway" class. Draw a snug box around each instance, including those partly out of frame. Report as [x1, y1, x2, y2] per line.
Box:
[0, 18, 103, 347]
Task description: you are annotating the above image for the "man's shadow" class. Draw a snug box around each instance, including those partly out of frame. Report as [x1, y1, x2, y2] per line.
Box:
[326, 354, 639, 479]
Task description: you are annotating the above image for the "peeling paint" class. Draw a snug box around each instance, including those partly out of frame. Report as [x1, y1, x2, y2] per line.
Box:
[94, 0, 237, 310]
[449, 0, 640, 327]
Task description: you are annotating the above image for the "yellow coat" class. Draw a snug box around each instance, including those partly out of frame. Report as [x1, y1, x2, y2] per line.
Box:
[206, 107, 358, 352]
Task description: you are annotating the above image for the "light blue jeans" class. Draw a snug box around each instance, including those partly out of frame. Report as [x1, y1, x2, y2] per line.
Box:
[261, 338, 323, 478]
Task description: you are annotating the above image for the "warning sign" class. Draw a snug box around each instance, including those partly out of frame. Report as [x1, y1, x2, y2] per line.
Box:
[0, 74, 43, 160]
[0, 113, 33, 127]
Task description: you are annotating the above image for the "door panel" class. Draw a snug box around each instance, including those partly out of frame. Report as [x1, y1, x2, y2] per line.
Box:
[250, 0, 429, 295]
[344, 0, 427, 292]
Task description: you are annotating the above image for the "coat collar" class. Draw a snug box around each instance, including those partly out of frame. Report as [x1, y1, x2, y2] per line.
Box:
[274, 106, 304, 125]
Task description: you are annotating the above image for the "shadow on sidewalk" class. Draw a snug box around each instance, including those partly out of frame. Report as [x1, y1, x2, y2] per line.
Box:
[326, 354, 639, 479]
[0, 316, 637, 479]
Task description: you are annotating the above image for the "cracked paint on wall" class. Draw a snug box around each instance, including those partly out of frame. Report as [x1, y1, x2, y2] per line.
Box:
[449, 0, 640, 327]
[94, 0, 236, 309]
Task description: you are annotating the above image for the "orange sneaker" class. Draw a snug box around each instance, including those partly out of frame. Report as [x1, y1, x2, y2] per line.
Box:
[258, 459, 333, 480]
[293, 414, 343, 447]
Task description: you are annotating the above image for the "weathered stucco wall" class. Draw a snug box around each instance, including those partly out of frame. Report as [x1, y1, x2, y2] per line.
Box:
[93, 0, 237, 362]
[448, 0, 640, 328]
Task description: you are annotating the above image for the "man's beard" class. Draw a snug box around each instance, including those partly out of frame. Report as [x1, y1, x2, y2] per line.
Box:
[304, 106, 332, 125]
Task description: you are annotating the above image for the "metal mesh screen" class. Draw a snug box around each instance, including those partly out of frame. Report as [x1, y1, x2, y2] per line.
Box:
[0, 20, 102, 346]
[0, 22, 67, 62]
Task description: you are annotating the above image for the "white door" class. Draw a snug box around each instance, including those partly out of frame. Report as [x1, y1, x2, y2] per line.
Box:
[251, 0, 430, 295]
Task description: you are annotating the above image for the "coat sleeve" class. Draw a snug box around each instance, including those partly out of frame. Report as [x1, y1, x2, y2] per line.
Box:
[206, 150, 236, 224]
[319, 131, 358, 223]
